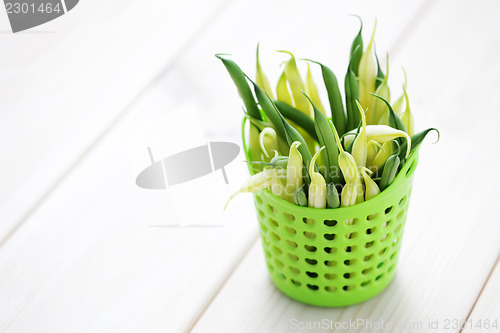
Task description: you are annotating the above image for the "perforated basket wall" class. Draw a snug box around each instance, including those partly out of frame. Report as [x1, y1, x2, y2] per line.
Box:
[252, 151, 418, 307]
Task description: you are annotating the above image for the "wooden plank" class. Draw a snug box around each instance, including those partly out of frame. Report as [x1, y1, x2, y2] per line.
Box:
[462, 256, 500, 333]
[0, 0, 231, 243]
[0, 73, 260, 332]
[191, 0, 500, 332]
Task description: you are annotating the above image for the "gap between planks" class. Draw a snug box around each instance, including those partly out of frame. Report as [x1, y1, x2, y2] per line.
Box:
[0, 0, 235, 250]
[460, 253, 500, 333]
[186, 234, 260, 332]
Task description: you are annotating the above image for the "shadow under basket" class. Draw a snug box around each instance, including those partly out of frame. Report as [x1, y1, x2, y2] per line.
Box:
[243, 129, 419, 306]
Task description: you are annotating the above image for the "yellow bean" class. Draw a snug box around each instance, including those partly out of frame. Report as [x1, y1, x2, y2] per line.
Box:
[285, 141, 303, 203]
[308, 147, 327, 209]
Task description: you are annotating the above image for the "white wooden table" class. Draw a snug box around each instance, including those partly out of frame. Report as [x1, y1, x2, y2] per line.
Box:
[1, 0, 499, 332]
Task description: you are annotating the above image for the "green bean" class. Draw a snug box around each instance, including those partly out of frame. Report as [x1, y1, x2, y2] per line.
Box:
[345, 46, 361, 131]
[293, 187, 308, 207]
[379, 154, 400, 191]
[215, 55, 260, 120]
[349, 15, 363, 76]
[374, 49, 385, 90]
[398, 128, 440, 162]
[246, 75, 287, 140]
[248, 123, 262, 172]
[371, 93, 408, 155]
[278, 111, 313, 185]
[273, 100, 318, 142]
[326, 182, 340, 208]
[304, 93, 340, 184]
[307, 59, 346, 136]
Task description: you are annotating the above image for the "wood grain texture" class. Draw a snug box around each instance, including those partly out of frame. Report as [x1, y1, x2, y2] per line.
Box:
[0, 0, 231, 243]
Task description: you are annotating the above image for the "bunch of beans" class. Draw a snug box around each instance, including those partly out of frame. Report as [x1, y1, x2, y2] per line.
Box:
[221, 18, 438, 209]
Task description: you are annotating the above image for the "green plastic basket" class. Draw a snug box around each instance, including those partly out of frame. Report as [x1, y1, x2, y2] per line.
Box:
[242, 118, 418, 307]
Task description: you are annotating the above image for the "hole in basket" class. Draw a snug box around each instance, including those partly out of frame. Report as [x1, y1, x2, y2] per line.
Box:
[287, 240, 298, 249]
[272, 246, 283, 256]
[288, 253, 299, 262]
[270, 219, 279, 228]
[305, 258, 317, 265]
[362, 268, 373, 275]
[367, 213, 378, 221]
[375, 274, 384, 281]
[324, 247, 337, 254]
[363, 254, 373, 262]
[257, 209, 265, 220]
[277, 271, 286, 279]
[382, 220, 391, 228]
[377, 261, 386, 269]
[264, 250, 272, 258]
[267, 204, 277, 215]
[271, 232, 281, 242]
[274, 258, 284, 268]
[325, 286, 337, 292]
[388, 264, 396, 272]
[285, 226, 296, 235]
[306, 271, 318, 278]
[392, 237, 399, 247]
[344, 259, 355, 266]
[325, 273, 337, 280]
[304, 245, 317, 252]
[303, 231, 317, 240]
[307, 284, 319, 291]
[324, 260, 337, 267]
[345, 245, 356, 253]
[390, 251, 398, 261]
[283, 212, 295, 222]
[379, 247, 388, 255]
[255, 195, 263, 205]
[345, 232, 358, 239]
[345, 218, 359, 225]
[406, 160, 417, 178]
[399, 196, 407, 207]
[343, 285, 355, 291]
[361, 281, 371, 287]
[267, 263, 274, 272]
[291, 279, 301, 287]
[303, 217, 315, 226]
[381, 233, 390, 242]
[324, 219, 338, 227]
[262, 236, 270, 247]
[385, 206, 394, 215]
[324, 233, 336, 241]
[260, 222, 268, 233]
[289, 266, 300, 275]
[366, 227, 376, 235]
[343, 272, 354, 279]
[394, 224, 402, 234]
[396, 210, 405, 221]
[365, 241, 374, 248]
